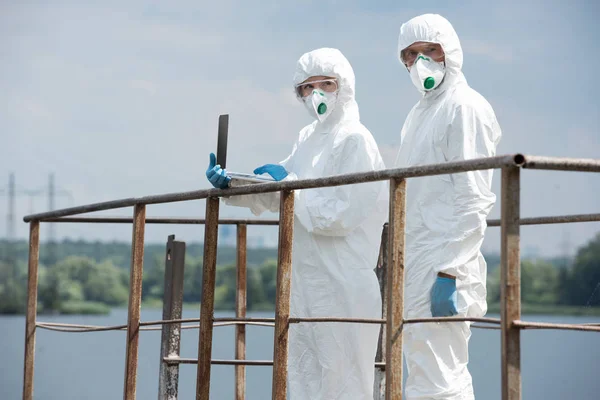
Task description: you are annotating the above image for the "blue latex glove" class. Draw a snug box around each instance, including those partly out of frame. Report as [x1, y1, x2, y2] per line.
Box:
[431, 276, 458, 317]
[253, 164, 289, 181]
[206, 153, 231, 189]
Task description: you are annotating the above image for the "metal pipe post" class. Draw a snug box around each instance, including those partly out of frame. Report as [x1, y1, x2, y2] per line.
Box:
[235, 224, 248, 400]
[386, 178, 406, 399]
[500, 167, 521, 400]
[22, 221, 40, 400]
[123, 204, 147, 400]
[271, 190, 295, 400]
[158, 235, 186, 400]
[196, 197, 220, 400]
[374, 224, 389, 399]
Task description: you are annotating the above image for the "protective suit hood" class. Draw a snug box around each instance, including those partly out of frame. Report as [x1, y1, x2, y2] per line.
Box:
[226, 46, 387, 400]
[395, 13, 502, 400]
[293, 48, 359, 129]
[398, 14, 464, 95]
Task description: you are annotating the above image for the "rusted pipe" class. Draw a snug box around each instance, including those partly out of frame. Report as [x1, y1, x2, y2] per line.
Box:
[22, 221, 40, 400]
[271, 190, 295, 400]
[512, 320, 600, 332]
[196, 197, 220, 400]
[158, 235, 186, 400]
[386, 178, 406, 400]
[165, 358, 388, 368]
[123, 204, 146, 400]
[500, 167, 522, 400]
[41, 213, 600, 227]
[24, 155, 524, 222]
[235, 224, 248, 400]
[42, 217, 280, 225]
[487, 213, 600, 227]
[404, 316, 501, 325]
[521, 155, 600, 172]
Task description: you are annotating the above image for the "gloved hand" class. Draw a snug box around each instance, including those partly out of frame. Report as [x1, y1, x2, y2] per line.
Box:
[206, 153, 231, 189]
[253, 164, 289, 181]
[430, 275, 458, 317]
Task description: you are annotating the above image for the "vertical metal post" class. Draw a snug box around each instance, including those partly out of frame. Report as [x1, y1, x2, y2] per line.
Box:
[501, 167, 521, 400]
[22, 221, 40, 400]
[386, 178, 406, 400]
[235, 224, 248, 400]
[158, 235, 186, 400]
[123, 204, 146, 400]
[196, 197, 220, 400]
[271, 190, 295, 400]
[374, 224, 389, 400]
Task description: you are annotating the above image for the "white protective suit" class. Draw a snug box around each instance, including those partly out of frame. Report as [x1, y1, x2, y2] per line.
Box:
[395, 15, 502, 399]
[224, 48, 388, 399]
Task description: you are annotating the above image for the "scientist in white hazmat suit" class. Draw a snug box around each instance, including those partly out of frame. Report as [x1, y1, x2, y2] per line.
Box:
[205, 47, 388, 399]
[394, 14, 502, 399]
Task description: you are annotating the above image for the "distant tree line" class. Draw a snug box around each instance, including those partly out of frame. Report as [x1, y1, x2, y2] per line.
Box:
[1, 233, 599, 314]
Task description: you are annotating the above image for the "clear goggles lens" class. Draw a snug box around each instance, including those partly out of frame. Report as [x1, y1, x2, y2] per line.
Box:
[294, 79, 338, 98]
[401, 44, 444, 67]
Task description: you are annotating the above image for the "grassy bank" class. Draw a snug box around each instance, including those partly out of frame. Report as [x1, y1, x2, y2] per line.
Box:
[37, 301, 111, 315]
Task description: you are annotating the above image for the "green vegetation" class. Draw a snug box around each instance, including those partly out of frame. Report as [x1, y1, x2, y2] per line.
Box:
[0, 240, 280, 314]
[1, 232, 599, 315]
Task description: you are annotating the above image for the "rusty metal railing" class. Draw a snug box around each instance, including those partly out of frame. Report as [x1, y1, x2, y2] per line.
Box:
[20, 153, 600, 400]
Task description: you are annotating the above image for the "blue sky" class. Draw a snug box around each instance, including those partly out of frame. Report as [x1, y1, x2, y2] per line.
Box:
[1, 0, 599, 256]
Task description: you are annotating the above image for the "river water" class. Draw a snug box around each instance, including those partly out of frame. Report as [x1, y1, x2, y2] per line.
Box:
[1, 309, 599, 399]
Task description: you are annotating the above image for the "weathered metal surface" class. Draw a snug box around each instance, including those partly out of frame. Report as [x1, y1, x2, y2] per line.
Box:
[123, 204, 147, 400]
[288, 317, 385, 324]
[271, 190, 295, 400]
[165, 358, 387, 368]
[386, 178, 406, 400]
[512, 320, 600, 332]
[487, 213, 600, 227]
[196, 197, 220, 400]
[522, 155, 600, 172]
[158, 236, 186, 400]
[501, 167, 521, 400]
[43, 212, 600, 228]
[374, 224, 389, 399]
[35, 320, 276, 333]
[23, 221, 40, 400]
[34, 316, 600, 334]
[235, 224, 247, 400]
[24, 154, 525, 222]
[43, 217, 280, 225]
[404, 316, 501, 325]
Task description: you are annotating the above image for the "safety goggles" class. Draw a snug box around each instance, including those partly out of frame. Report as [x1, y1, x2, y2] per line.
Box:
[400, 42, 445, 68]
[294, 78, 338, 98]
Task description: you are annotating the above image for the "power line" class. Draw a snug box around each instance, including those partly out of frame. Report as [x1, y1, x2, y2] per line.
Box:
[0, 173, 72, 244]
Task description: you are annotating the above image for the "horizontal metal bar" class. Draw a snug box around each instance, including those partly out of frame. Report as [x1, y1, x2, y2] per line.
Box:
[41, 217, 280, 225]
[23, 154, 524, 222]
[289, 317, 386, 324]
[218, 316, 502, 325]
[165, 357, 386, 368]
[487, 213, 600, 227]
[36, 321, 275, 333]
[404, 316, 501, 325]
[38, 318, 600, 334]
[167, 358, 274, 366]
[213, 317, 275, 324]
[521, 155, 600, 172]
[34, 213, 600, 228]
[513, 320, 600, 332]
[37, 322, 128, 333]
